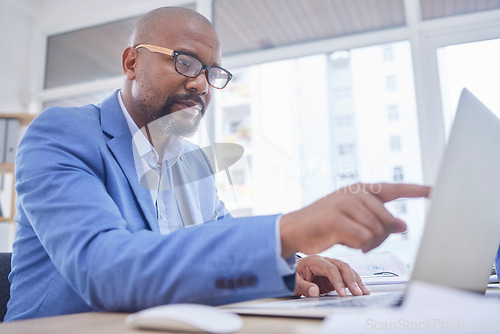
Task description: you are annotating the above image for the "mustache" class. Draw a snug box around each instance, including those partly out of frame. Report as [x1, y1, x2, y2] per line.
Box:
[163, 94, 206, 116]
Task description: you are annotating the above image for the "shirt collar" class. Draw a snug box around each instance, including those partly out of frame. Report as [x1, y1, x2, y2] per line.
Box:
[117, 90, 184, 167]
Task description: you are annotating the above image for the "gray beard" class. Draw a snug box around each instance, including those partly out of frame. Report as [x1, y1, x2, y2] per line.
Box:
[150, 93, 205, 138]
[155, 112, 203, 138]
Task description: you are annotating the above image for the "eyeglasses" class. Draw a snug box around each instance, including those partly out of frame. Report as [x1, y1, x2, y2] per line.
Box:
[135, 44, 232, 89]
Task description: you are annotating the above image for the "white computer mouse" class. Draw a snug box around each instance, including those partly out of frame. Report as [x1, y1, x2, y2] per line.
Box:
[125, 303, 244, 333]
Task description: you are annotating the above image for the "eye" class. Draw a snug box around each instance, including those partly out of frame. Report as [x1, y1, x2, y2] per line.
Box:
[175, 54, 202, 77]
[177, 55, 193, 69]
[177, 55, 192, 68]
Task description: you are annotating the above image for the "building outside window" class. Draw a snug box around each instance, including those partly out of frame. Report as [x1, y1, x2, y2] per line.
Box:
[385, 75, 397, 91]
[387, 105, 399, 121]
[390, 135, 402, 151]
[338, 144, 356, 156]
[383, 45, 394, 62]
[393, 166, 404, 181]
[215, 41, 424, 264]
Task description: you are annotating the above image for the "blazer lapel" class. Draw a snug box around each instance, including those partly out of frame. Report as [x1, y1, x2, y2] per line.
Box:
[172, 156, 203, 227]
[100, 92, 159, 232]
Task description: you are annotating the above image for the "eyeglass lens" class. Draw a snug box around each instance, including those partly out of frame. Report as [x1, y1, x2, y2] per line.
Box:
[175, 54, 230, 89]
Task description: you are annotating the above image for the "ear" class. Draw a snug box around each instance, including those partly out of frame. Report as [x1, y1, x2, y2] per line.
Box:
[122, 46, 137, 80]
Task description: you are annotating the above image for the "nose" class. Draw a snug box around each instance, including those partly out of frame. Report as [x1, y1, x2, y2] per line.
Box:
[186, 70, 210, 95]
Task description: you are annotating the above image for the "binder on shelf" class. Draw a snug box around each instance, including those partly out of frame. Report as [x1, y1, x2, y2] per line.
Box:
[5, 118, 21, 163]
[0, 118, 6, 163]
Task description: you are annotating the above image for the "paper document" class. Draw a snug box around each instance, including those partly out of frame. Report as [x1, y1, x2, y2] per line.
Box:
[333, 251, 410, 285]
[320, 281, 500, 334]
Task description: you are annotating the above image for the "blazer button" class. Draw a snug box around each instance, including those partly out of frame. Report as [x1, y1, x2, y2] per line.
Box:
[245, 275, 258, 287]
[215, 279, 225, 289]
[226, 278, 236, 289]
[215, 275, 258, 289]
[236, 277, 245, 288]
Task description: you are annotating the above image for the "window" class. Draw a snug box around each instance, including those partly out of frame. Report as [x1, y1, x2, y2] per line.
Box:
[392, 199, 407, 214]
[437, 38, 500, 136]
[330, 51, 351, 69]
[335, 115, 354, 127]
[215, 41, 424, 265]
[393, 166, 404, 181]
[42, 90, 115, 109]
[42, 3, 197, 108]
[420, 0, 500, 20]
[339, 170, 358, 179]
[333, 87, 351, 98]
[390, 135, 402, 151]
[383, 45, 394, 62]
[387, 105, 399, 121]
[385, 75, 397, 91]
[338, 144, 356, 156]
[45, 16, 140, 89]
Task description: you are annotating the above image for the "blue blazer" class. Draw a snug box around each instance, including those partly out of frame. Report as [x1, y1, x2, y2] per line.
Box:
[5, 92, 293, 321]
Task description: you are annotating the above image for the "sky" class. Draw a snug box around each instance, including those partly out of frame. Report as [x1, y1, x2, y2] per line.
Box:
[438, 38, 500, 135]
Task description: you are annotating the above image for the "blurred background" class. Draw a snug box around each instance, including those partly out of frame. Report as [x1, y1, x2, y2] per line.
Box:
[1, 0, 499, 265]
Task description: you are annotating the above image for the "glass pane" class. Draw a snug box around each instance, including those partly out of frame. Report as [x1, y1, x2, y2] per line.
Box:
[44, 3, 196, 89]
[45, 17, 139, 89]
[437, 38, 500, 135]
[42, 90, 115, 109]
[215, 0, 406, 55]
[215, 41, 424, 264]
[420, 0, 500, 20]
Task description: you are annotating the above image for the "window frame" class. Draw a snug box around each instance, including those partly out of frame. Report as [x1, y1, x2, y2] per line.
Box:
[31, 0, 500, 186]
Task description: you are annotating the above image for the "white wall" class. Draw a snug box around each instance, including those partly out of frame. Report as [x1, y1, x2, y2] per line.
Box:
[0, 1, 37, 111]
[0, 0, 39, 251]
[0, 0, 201, 251]
[39, 0, 191, 35]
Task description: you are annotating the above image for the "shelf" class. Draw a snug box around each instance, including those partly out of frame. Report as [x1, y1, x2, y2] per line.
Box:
[0, 114, 30, 222]
[0, 163, 15, 172]
[0, 112, 37, 126]
[0, 112, 37, 222]
[0, 164, 15, 222]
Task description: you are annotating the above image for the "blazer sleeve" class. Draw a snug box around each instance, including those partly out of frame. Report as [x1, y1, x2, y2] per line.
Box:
[496, 247, 500, 281]
[15, 107, 294, 312]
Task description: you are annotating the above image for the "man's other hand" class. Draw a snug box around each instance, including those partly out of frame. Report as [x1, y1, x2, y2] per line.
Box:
[294, 255, 370, 297]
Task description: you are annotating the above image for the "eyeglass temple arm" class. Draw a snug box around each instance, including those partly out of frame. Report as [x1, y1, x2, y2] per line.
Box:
[134, 44, 174, 56]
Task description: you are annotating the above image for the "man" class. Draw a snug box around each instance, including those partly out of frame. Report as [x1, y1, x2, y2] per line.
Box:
[5, 7, 429, 321]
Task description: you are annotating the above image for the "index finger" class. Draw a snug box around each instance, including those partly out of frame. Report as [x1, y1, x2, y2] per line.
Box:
[368, 183, 430, 203]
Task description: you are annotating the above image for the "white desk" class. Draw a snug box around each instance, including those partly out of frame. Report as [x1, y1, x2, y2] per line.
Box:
[1, 284, 498, 334]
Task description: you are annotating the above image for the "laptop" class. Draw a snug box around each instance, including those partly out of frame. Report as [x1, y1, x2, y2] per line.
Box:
[223, 89, 500, 318]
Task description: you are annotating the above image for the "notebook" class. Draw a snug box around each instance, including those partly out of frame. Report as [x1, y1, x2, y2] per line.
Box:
[223, 88, 500, 318]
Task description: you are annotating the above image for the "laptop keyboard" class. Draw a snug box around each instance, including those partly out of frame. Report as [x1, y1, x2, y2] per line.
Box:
[234, 292, 406, 311]
[301, 292, 404, 308]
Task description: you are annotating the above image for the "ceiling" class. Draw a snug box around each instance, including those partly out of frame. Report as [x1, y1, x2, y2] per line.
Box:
[43, 0, 500, 89]
[215, 0, 405, 55]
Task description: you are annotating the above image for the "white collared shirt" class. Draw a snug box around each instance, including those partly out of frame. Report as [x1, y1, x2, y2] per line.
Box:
[117, 91, 296, 275]
[118, 92, 185, 235]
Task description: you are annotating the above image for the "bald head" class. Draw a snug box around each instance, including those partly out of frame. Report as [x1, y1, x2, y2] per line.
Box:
[129, 7, 216, 47]
[121, 6, 223, 135]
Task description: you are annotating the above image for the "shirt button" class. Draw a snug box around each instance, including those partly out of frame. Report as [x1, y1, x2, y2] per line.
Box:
[159, 212, 164, 219]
